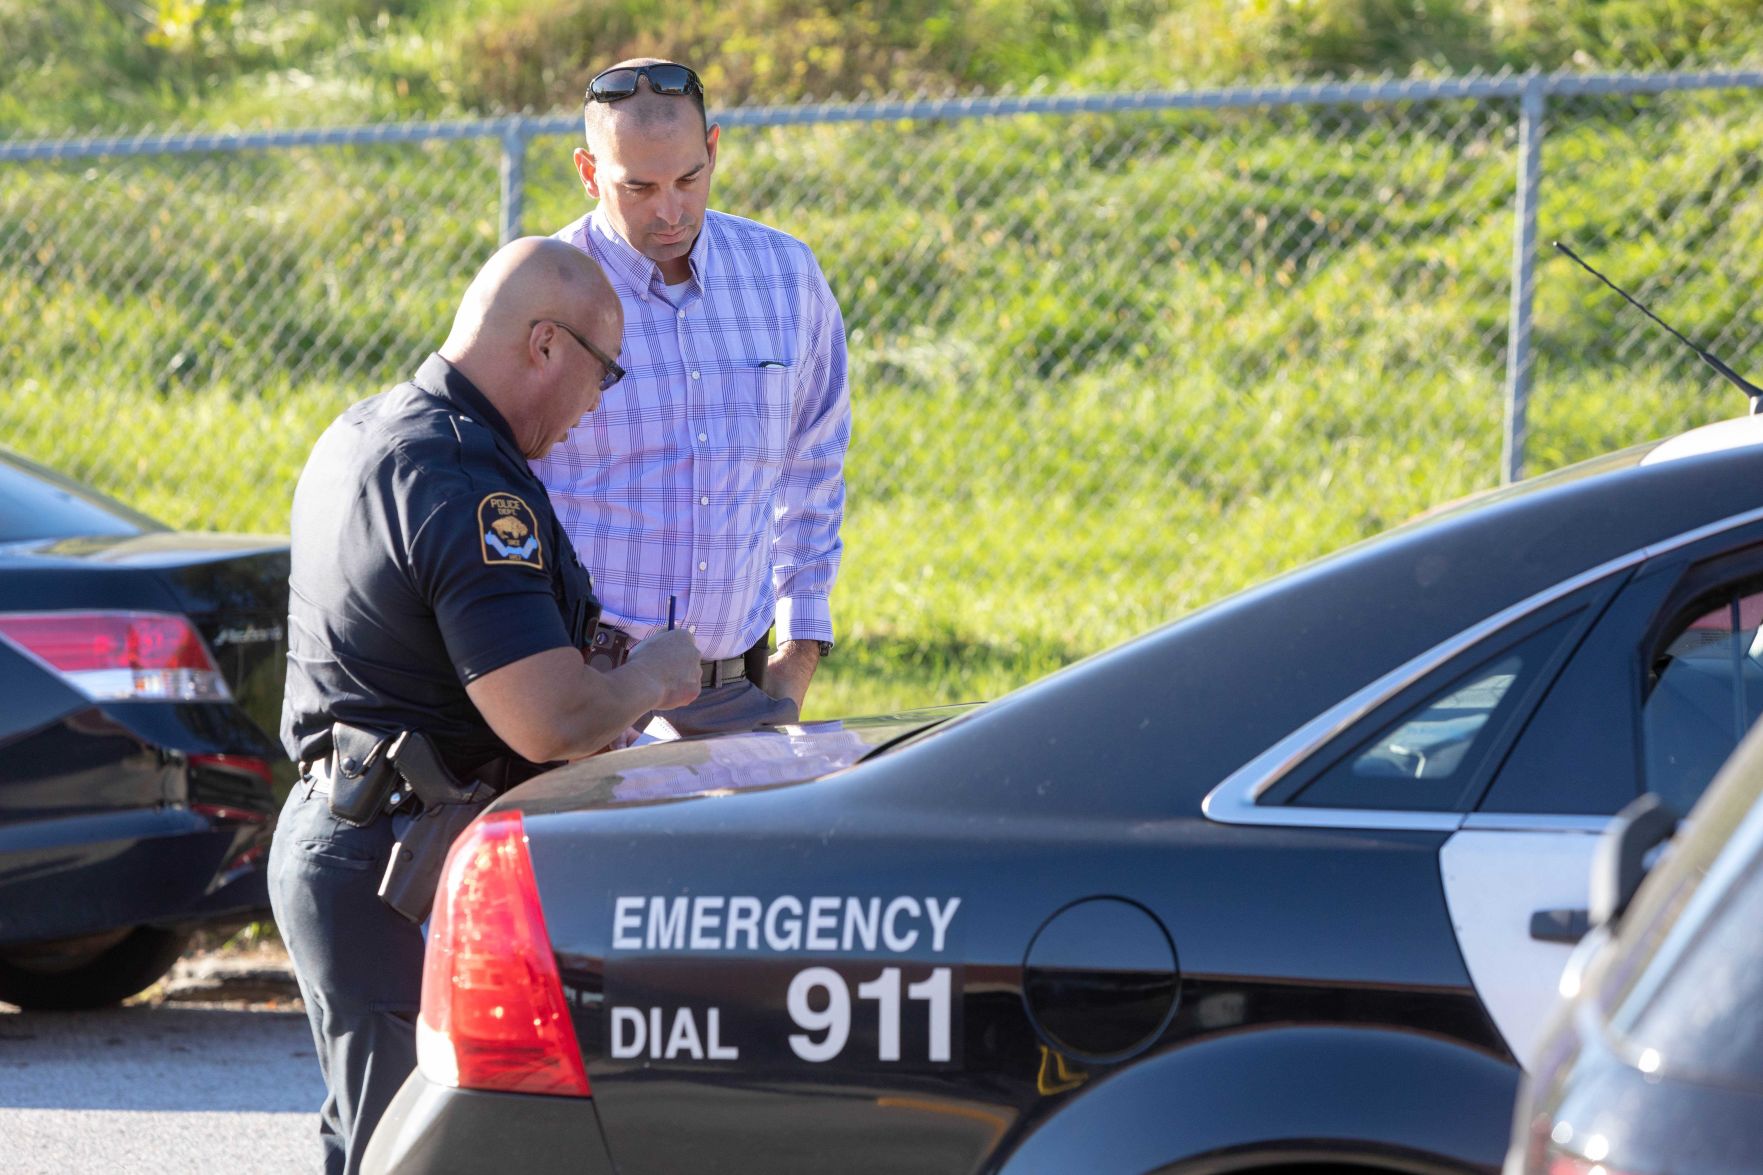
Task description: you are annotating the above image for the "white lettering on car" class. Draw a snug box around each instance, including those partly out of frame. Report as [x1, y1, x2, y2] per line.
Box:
[726, 895, 762, 950]
[612, 894, 962, 956]
[647, 896, 686, 950]
[806, 896, 840, 951]
[607, 895, 965, 1065]
[613, 896, 644, 949]
[690, 896, 725, 950]
[842, 897, 880, 951]
[611, 1005, 741, 1060]
[764, 895, 803, 950]
[882, 896, 920, 952]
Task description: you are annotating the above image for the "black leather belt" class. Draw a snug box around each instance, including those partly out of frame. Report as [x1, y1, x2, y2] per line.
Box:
[700, 655, 746, 688]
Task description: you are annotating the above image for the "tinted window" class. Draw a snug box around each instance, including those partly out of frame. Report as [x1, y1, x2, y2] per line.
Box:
[0, 454, 154, 542]
[1644, 586, 1763, 816]
[1291, 617, 1574, 812]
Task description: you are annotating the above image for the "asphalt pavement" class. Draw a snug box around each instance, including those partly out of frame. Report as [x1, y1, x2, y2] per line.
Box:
[0, 950, 324, 1173]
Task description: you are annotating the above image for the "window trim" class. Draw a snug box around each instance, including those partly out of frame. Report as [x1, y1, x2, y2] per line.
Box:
[1202, 506, 1763, 831]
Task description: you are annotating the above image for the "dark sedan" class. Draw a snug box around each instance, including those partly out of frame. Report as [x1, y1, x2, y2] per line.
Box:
[1506, 714, 1763, 1175]
[370, 415, 1763, 1175]
[0, 448, 289, 1009]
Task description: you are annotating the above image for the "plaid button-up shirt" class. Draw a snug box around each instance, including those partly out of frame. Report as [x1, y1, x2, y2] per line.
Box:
[535, 208, 849, 660]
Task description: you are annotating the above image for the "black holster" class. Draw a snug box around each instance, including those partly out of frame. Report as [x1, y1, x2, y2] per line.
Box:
[744, 627, 773, 690]
[327, 722, 399, 827]
[376, 731, 495, 924]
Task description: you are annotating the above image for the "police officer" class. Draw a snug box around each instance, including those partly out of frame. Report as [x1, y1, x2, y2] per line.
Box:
[270, 236, 702, 1175]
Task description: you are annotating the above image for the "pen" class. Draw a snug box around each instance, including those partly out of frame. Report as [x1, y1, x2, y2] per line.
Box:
[667, 595, 676, 630]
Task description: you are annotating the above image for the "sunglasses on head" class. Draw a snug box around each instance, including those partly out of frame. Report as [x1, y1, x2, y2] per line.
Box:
[587, 63, 704, 104]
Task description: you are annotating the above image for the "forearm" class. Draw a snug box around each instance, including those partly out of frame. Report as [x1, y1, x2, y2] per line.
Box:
[546, 659, 671, 759]
[467, 647, 668, 763]
[765, 639, 821, 709]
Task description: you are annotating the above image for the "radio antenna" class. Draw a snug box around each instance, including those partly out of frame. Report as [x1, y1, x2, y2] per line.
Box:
[1554, 241, 1763, 415]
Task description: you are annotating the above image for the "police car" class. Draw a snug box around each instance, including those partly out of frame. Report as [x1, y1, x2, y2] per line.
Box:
[367, 414, 1763, 1175]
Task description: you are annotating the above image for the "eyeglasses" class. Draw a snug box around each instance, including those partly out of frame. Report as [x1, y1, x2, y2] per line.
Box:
[587, 63, 704, 104]
[534, 319, 625, 391]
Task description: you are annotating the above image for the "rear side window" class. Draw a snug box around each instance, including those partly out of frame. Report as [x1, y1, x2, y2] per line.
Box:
[1644, 586, 1763, 817]
[1289, 616, 1577, 812]
[0, 455, 153, 542]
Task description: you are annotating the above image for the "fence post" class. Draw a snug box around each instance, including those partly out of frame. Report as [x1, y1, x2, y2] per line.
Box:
[1502, 73, 1548, 484]
[498, 117, 528, 244]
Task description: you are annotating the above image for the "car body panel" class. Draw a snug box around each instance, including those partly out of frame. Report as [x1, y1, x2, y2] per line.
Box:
[1438, 828, 1604, 1069]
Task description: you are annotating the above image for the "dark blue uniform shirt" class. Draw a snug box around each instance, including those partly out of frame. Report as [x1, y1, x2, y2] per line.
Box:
[281, 354, 599, 774]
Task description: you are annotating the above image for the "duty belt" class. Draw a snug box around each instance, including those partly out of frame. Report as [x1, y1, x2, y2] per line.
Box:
[587, 622, 749, 688]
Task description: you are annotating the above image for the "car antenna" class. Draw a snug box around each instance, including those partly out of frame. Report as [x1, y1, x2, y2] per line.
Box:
[1554, 240, 1763, 415]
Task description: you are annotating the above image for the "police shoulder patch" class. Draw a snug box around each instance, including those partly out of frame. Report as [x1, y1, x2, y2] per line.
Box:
[478, 492, 544, 569]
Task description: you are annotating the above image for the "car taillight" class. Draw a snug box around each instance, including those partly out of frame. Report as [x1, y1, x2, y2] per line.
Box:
[0, 611, 231, 702]
[416, 809, 590, 1098]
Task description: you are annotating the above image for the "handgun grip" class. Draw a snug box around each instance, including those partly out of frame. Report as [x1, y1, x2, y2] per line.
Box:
[377, 797, 490, 924]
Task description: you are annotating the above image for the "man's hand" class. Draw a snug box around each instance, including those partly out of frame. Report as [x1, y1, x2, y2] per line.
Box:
[626, 628, 704, 712]
[765, 640, 822, 711]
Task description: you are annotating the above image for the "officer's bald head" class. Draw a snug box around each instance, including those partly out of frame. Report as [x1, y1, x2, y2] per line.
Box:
[442, 237, 624, 458]
[444, 237, 617, 359]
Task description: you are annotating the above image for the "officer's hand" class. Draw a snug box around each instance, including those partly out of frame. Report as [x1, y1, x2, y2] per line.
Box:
[627, 628, 702, 711]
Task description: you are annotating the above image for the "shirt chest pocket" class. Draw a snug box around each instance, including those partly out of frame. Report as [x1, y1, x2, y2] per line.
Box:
[721, 365, 792, 466]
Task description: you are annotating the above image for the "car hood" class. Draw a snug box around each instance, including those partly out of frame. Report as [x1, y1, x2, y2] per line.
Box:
[501, 705, 975, 816]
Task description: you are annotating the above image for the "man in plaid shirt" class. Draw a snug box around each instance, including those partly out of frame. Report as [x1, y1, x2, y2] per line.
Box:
[536, 58, 850, 734]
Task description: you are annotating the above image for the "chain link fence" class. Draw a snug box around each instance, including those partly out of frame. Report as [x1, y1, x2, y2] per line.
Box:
[4, 72, 1762, 710]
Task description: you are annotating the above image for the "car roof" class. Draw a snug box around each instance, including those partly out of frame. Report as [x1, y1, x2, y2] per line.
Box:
[873, 416, 1763, 814]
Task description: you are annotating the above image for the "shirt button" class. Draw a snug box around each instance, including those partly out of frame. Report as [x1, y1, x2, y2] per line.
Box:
[698, 432, 708, 442]
[698, 561, 708, 571]
[690, 370, 701, 380]
[700, 495, 709, 505]
[688, 624, 697, 634]
[678, 309, 687, 318]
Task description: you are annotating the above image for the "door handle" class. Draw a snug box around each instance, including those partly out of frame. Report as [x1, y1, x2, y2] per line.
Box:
[1529, 907, 1590, 944]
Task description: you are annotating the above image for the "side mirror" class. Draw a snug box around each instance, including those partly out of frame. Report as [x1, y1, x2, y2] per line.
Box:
[1588, 793, 1678, 928]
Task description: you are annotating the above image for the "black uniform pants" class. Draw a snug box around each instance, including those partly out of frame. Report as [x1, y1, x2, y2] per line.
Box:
[269, 784, 425, 1175]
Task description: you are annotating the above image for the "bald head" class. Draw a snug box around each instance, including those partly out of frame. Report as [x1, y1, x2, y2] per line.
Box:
[444, 236, 616, 363]
[583, 57, 708, 151]
[442, 237, 624, 459]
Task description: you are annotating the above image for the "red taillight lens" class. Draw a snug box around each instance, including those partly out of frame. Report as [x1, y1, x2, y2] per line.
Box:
[417, 810, 590, 1097]
[0, 611, 230, 702]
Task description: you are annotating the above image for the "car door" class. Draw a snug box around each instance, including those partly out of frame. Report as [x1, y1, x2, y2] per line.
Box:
[1443, 524, 1763, 1068]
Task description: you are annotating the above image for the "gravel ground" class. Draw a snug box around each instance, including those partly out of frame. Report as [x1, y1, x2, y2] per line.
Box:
[1, 936, 323, 1174]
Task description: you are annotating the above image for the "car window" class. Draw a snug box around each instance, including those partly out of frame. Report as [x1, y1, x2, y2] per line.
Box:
[0, 454, 155, 541]
[1289, 616, 1576, 812]
[1643, 585, 1763, 817]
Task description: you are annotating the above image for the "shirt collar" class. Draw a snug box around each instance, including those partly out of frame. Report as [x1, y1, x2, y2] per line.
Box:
[587, 207, 717, 299]
[412, 353, 521, 453]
